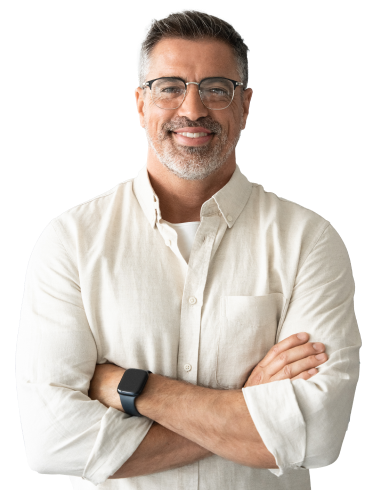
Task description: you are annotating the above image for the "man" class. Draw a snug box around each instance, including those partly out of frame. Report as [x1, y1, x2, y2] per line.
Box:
[16, 10, 361, 490]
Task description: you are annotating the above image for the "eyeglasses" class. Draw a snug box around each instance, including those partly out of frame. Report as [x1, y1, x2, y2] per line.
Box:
[142, 77, 243, 110]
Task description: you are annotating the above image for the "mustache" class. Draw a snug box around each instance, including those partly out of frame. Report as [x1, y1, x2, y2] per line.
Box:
[164, 120, 221, 134]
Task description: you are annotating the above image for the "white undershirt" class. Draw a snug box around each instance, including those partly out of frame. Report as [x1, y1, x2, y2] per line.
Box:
[163, 220, 200, 263]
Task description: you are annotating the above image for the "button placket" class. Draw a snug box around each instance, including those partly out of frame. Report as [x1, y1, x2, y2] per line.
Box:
[177, 215, 220, 384]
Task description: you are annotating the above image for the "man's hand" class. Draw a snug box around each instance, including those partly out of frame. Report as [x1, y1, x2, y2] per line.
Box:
[244, 332, 328, 388]
[88, 362, 124, 411]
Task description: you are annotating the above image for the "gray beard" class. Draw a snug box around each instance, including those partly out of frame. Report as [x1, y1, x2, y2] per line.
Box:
[145, 117, 241, 181]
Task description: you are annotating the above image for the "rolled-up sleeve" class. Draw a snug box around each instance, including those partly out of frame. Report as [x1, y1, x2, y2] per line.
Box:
[242, 223, 361, 476]
[15, 222, 153, 485]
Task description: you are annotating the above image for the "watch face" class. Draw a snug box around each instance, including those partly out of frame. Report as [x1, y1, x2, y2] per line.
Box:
[117, 369, 149, 396]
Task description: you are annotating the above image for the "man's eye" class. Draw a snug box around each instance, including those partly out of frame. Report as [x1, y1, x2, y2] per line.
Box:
[208, 88, 229, 96]
[161, 87, 183, 94]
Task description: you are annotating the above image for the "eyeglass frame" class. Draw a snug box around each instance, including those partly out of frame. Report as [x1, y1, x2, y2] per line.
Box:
[142, 76, 244, 111]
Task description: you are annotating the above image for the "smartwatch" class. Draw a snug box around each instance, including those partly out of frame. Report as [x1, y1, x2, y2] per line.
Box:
[117, 368, 152, 417]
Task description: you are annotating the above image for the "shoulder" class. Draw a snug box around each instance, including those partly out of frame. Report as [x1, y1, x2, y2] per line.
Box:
[36, 179, 136, 260]
[250, 182, 329, 233]
[55, 178, 134, 226]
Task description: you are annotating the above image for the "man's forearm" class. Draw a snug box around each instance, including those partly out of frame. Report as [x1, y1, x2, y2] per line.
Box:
[109, 421, 212, 479]
[98, 368, 277, 470]
[135, 373, 277, 469]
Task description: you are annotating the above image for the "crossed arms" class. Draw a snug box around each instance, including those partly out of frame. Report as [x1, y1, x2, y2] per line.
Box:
[89, 364, 278, 479]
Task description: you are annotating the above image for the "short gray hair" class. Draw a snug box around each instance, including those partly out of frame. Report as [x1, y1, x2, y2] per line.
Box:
[139, 11, 249, 89]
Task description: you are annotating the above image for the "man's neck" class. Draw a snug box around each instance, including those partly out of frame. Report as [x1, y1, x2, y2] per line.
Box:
[146, 151, 236, 223]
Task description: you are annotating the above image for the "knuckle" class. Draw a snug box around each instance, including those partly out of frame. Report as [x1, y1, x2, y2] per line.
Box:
[278, 352, 287, 363]
[249, 369, 264, 386]
[271, 345, 280, 356]
[283, 364, 292, 377]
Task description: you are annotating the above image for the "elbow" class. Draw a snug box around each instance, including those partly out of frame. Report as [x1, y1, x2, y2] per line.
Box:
[28, 462, 48, 475]
[25, 444, 70, 475]
[300, 450, 341, 471]
[25, 443, 61, 475]
[27, 451, 52, 475]
[20, 440, 55, 475]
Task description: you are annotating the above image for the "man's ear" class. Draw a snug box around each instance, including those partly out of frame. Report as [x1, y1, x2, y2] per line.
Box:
[135, 87, 146, 128]
[241, 87, 253, 129]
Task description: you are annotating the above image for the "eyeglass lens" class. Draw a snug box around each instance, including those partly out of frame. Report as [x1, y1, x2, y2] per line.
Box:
[151, 77, 235, 110]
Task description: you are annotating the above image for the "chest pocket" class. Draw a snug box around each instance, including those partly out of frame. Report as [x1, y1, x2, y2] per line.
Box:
[215, 293, 284, 389]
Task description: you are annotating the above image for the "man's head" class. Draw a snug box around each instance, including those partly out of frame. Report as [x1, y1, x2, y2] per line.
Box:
[135, 11, 253, 181]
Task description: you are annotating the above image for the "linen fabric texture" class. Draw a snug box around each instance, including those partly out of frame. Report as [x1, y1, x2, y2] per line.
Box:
[16, 165, 361, 490]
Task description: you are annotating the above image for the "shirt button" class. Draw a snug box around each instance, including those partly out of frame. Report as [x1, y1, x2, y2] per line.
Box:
[184, 363, 192, 372]
[166, 240, 171, 246]
[218, 212, 222, 217]
[227, 214, 233, 222]
[189, 296, 197, 305]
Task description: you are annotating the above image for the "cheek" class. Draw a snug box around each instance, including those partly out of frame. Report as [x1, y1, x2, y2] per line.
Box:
[226, 117, 235, 132]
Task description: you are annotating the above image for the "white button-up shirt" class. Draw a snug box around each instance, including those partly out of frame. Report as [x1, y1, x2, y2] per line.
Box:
[16, 165, 361, 490]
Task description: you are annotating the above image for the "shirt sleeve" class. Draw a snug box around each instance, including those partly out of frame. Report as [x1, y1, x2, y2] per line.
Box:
[15, 222, 154, 485]
[241, 223, 362, 476]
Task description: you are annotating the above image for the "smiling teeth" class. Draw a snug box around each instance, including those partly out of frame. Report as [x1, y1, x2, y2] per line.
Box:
[179, 132, 209, 138]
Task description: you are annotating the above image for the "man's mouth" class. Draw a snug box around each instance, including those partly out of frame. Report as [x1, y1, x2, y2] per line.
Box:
[173, 126, 212, 135]
[172, 127, 213, 146]
[175, 132, 209, 139]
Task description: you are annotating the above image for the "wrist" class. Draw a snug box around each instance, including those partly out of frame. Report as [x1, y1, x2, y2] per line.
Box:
[135, 373, 163, 416]
[111, 367, 127, 411]
[117, 368, 154, 416]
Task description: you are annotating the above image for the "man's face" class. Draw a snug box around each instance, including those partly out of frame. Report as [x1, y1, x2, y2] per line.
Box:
[136, 38, 252, 180]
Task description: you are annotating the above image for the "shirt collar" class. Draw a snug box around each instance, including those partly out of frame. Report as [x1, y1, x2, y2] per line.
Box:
[133, 164, 253, 229]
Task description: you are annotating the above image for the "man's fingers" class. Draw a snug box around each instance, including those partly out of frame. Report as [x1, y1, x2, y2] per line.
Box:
[271, 353, 328, 381]
[291, 368, 318, 381]
[266, 341, 325, 377]
[258, 332, 310, 368]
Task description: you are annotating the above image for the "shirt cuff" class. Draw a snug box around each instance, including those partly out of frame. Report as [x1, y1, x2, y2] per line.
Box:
[82, 407, 153, 485]
[242, 379, 306, 476]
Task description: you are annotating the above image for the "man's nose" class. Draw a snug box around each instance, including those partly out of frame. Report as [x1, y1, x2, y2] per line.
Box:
[177, 83, 209, 120]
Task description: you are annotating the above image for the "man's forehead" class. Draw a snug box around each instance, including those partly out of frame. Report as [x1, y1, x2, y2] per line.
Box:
[147, 37, 239, 80]
[152, 37, 233, 56]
